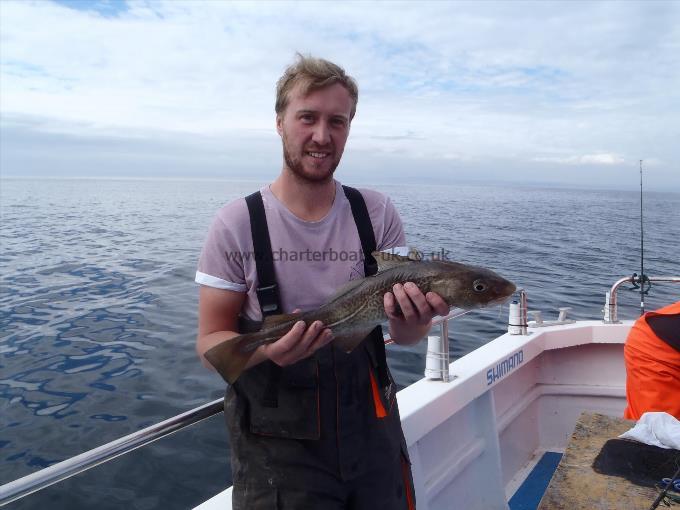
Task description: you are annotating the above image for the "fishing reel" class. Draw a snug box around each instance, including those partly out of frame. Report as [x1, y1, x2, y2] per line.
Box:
[629, 272, 652, 295]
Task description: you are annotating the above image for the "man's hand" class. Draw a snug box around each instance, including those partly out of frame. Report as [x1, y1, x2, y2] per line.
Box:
[263, 320, 333, 366]
[384, 282, 449, 345]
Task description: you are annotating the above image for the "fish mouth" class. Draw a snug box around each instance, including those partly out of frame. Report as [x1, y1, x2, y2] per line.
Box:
[484, 282, 517, 307]
[488, 294, 514, 306]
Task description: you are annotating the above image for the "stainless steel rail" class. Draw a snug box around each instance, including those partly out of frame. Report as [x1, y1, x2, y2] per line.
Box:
[0, 398, 224, 506]
[603, 275, 680, 323]
[414, 308, 474, 382]
[384, 307, 471, 346]
[0, 310, 471, 506]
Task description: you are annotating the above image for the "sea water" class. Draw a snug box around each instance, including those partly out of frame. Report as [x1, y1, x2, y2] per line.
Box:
[1, 177, 678, 509]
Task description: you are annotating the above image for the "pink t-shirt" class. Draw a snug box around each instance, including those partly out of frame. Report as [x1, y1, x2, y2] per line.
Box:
[195, 180, 405, 321]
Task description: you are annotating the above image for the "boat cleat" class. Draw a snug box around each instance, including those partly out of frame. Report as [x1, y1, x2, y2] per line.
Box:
[528, 307, 576, 328]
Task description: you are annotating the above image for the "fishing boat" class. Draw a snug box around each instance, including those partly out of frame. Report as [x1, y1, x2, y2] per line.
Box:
[1, 275, 678, 509]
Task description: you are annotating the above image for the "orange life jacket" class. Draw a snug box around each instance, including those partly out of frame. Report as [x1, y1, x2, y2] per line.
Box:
[623, 301, 680, 420]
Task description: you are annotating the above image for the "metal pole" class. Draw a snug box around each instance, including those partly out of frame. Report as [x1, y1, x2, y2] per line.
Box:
[604, 276, 633, 324]
[519, 289, 528, 335]
[604, 276, 680, 323]
[0, 399, 224, 506]
[640, 159, 645, 316]
[440, 318, 450, 382]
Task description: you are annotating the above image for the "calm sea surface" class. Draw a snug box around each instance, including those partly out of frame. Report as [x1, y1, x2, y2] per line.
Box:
[1, 177, 679, 509]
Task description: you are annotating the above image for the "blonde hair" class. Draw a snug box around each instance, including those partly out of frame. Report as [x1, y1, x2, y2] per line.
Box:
[275, 53, 359, 120]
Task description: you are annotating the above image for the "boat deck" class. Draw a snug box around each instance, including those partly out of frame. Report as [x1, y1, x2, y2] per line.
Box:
[537, 412, 670, 509]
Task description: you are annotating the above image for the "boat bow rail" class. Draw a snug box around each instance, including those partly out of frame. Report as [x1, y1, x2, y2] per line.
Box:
[603, 275, 680, 323]
[0, 399, 225, 506]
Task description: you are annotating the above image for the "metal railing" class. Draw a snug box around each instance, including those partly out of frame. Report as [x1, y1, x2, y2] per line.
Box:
[421, 307, 472, 382]
[0, 309, 472, 506]
[0, 399, 224, 506]
[603, 275, 680, 323]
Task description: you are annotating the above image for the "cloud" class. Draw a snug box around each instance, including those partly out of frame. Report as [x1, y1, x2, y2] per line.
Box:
[533, 153, 626, 166]
[1, 0, 679, 190]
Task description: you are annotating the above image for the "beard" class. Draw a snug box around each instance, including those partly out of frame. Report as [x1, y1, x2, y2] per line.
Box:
[281, 134, 341, 184]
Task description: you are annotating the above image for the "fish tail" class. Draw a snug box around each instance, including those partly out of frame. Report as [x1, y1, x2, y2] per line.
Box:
[204, 334, 256, 384]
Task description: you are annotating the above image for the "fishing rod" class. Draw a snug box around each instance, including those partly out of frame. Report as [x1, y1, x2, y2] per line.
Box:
[631, 159, 651, 314]
[640, 159, 645, 315]
[648, 458, 680, 510]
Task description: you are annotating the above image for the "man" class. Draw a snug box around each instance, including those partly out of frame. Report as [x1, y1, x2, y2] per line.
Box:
[195, 54, 448, 509]
[623, 300, 680, 420]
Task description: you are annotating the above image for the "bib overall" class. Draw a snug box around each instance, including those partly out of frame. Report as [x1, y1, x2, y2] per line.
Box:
[225, 186, 415, 509]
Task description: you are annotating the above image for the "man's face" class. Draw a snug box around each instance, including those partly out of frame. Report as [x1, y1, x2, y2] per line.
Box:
[276, 82, 353, 183]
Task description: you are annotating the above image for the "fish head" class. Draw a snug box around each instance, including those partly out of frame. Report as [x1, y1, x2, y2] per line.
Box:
[427, 261, 517, 309]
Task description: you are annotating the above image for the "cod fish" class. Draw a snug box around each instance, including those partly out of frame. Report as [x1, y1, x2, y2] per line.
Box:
[205, 251, 516, 384]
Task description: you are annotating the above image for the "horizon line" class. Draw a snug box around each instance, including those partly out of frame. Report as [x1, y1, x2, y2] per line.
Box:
[1, 174, 678, 195]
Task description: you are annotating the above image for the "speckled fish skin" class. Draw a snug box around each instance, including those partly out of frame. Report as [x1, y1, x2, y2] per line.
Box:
[205, 253, 516, 384]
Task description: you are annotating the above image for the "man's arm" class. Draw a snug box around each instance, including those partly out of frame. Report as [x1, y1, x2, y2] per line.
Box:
[197, 286, 268, 370]
[197, 286, 333, 372]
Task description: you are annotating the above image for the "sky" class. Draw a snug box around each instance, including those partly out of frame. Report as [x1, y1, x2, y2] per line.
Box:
[1, 0, 679, 191]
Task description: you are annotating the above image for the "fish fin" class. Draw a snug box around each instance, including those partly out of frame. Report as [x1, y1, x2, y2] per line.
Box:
[372, 248, 422, 273]
[204, 335, 255, 384]
[332, 326, 378, 353]
[262, 312, 300, 329]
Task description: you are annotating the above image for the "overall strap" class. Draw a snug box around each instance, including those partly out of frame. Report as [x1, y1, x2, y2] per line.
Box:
[342, 185, 377, 276]
[245, 191, 281, 316]
[244, 191, 282, 407]
[342, 185, 390, 388]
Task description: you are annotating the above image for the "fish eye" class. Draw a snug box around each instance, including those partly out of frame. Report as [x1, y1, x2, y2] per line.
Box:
[473, 280, 488, 293]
